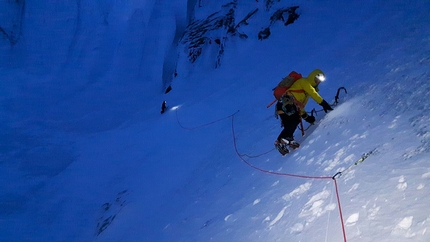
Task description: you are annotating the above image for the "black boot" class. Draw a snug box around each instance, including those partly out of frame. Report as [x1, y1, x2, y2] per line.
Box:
[275, 140, 289, 156]
[281, 138, 300, 149]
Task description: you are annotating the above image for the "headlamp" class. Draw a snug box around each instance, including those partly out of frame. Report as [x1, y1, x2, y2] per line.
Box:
[316, 73, 326, 82]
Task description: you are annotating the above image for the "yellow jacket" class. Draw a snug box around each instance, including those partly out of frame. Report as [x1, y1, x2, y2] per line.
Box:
[287, 69, 325, 115]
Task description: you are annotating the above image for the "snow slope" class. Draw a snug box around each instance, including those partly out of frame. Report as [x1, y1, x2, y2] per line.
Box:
[1, 0, 430, 241]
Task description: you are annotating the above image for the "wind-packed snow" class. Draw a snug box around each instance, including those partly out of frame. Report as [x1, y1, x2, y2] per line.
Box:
[1, 0, 430, 241]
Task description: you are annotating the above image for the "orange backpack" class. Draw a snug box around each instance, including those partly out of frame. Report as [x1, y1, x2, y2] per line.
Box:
[273, 71, 302, 100]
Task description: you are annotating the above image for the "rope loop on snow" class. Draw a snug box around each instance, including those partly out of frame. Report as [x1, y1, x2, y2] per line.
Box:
[175, 109, 239, 130]
[174, 101, 350, 242]
[230, 114, 348, 241]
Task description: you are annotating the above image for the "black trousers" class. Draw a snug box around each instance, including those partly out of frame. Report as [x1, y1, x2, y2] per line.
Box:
[277, 112, 301, 142]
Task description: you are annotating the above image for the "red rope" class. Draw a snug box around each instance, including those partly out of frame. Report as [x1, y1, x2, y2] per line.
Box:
[333, 178, 347, 242]
[230, 115, 332, 180]
[230, 114, 347, 242]
[175, 109, 347, 242]
[175, 110, 239, 130]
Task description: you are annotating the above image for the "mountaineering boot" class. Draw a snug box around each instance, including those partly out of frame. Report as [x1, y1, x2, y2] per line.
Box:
[281, 138, 300, 149]
[288, 140, 300, 149]
[275, 140, 289, 156]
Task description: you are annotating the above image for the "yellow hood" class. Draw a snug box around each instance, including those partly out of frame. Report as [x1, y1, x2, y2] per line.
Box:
[308, 69, 325, 87]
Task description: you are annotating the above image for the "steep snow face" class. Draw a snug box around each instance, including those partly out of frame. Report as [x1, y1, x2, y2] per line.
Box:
[1, 0, 430, 242]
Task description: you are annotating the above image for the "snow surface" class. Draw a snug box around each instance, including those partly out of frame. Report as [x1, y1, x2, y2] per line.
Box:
[1, 0, 430, 241]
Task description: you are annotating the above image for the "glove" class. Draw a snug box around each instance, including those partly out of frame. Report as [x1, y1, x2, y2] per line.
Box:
[319, 99, 333, 113]
[301, 113, 316, 124]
